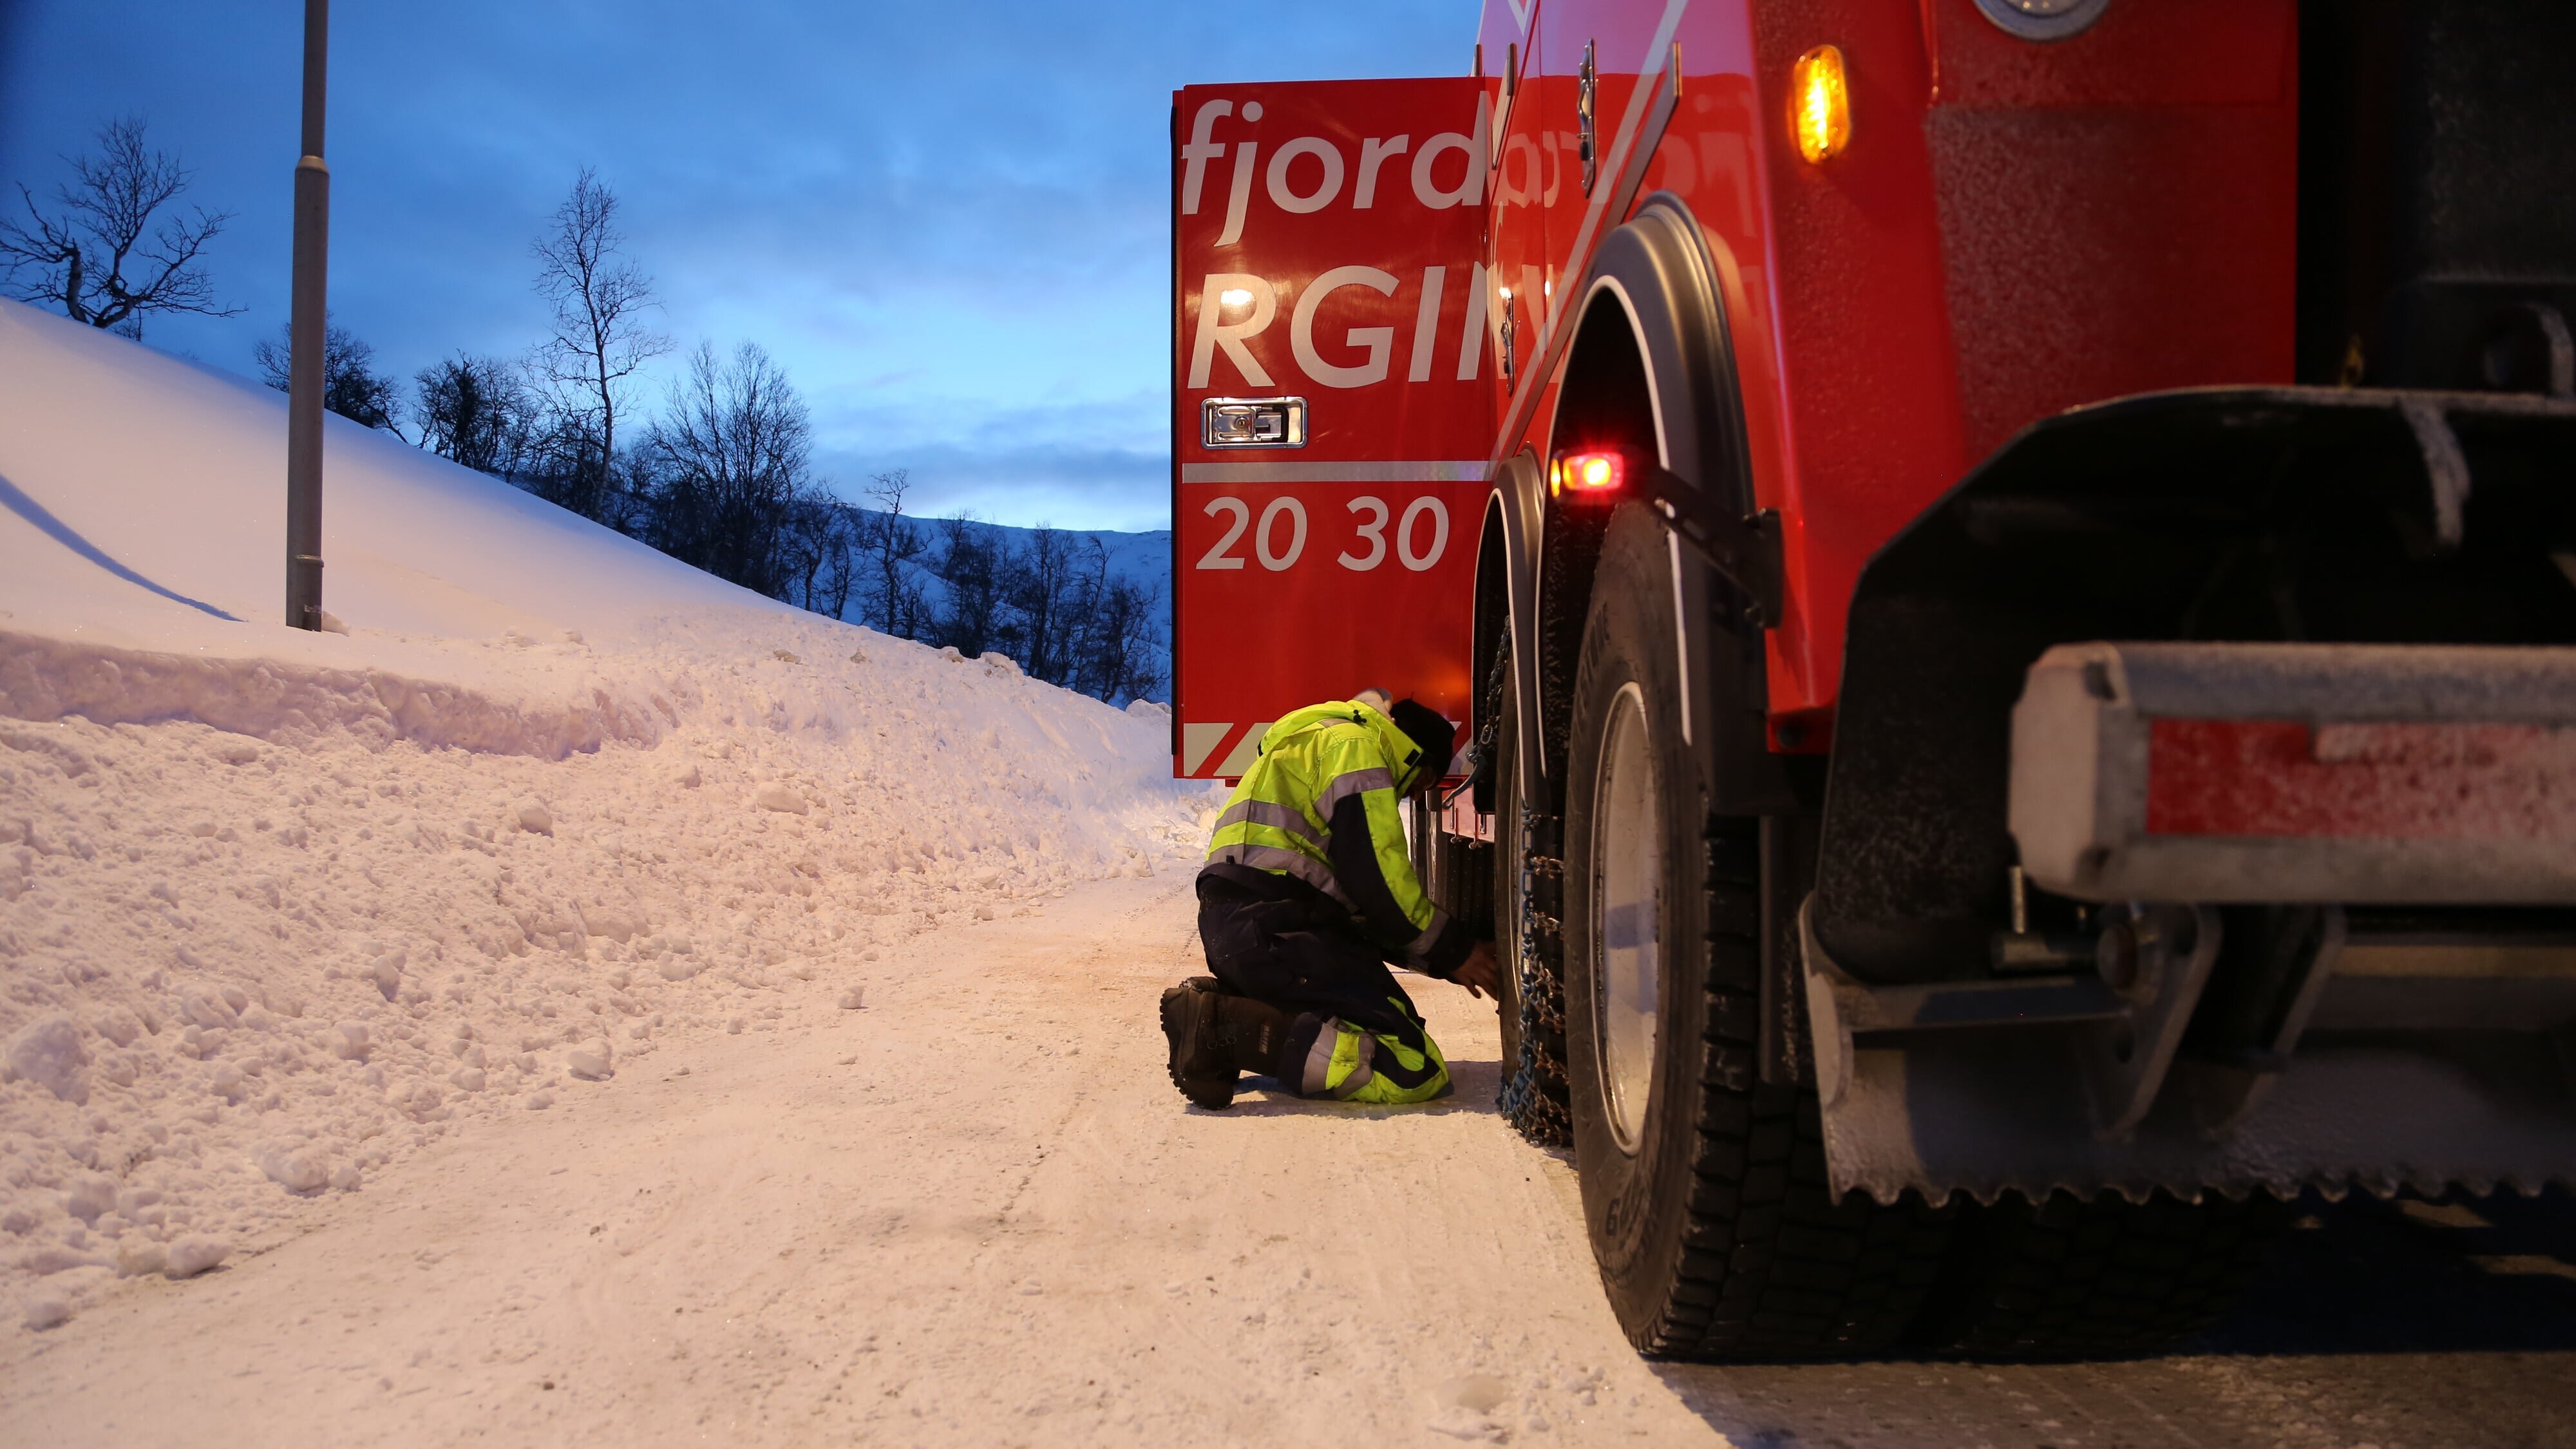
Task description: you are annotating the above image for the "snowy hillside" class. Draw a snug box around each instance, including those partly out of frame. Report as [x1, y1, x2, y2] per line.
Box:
[0, 299, 1213, 1330]
[854, 509, 1170, 622]
[844, 509, 1173, 703]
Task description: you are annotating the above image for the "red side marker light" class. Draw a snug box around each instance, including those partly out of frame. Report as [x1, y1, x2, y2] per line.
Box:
[1554, 450, 1624, 500]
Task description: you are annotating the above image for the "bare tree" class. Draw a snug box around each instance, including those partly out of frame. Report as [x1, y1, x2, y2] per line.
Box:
[779, 486, 860, 619]
[1077, 571, 1170, 704]
[1001, 531, 1168, 703]
[414, 353, 536, 476]
[857, 469, 930, 638]
[529, 167, 666, 522]
[1008, 524, 1083, 682]
[928, 513, 1014, 658]
[253, 317, 402, 433]
[0, 117, 238, 337]
[642, 341, 811, 595]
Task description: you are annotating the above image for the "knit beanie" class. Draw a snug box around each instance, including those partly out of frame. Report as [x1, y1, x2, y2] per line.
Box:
[1388, 699, 1456, 788]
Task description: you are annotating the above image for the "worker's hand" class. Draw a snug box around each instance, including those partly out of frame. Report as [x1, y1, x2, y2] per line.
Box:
[1453, 939, 1502, 1000]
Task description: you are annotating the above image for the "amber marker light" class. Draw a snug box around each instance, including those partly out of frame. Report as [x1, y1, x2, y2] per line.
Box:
[1792, 45, 1850, 164]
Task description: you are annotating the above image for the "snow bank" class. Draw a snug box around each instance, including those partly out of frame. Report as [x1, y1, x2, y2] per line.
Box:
[0, 300, 1214, 1329]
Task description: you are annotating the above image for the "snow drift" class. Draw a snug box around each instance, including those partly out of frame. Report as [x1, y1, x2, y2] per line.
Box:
[0, 299, 1210, 1331]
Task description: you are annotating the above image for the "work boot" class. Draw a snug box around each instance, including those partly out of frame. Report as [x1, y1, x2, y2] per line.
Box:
[1159, 978, 1291, 1109]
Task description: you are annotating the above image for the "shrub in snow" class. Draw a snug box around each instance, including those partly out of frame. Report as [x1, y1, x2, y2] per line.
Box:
[164, 1236, 231, 1279]
[3, 1016, 90, 1104]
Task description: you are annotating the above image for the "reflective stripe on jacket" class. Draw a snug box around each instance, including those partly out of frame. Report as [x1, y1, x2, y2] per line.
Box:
[1201, 700, 1473, 978]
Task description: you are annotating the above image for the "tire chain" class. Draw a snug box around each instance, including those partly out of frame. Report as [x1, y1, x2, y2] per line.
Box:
[1502, 861, 1573, 1145]
[1445, 621, 1515, 813]
[1474, 624, 1574, 1145]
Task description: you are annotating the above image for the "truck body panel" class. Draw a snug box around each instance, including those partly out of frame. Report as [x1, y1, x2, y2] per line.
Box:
[1170, 79, 1496, 777]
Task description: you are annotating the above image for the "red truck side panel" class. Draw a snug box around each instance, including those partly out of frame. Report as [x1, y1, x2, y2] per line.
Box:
[1170, 79, 1497, 778]
[1752, 0, 2298, 718]
[1919, 0, 2299, 464]
[1483, 0, 2298, 726]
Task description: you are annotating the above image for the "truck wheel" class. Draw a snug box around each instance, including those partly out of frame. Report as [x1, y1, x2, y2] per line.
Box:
[1918, 1189, 2286, 1358]
[1494, 646, 1571, 1144]
[1565, 506, 1951, 1357]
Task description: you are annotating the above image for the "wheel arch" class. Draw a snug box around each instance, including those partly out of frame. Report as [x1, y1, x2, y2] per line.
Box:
[1520, 193, 1794, 817]
[1473, 466, 1545, 816]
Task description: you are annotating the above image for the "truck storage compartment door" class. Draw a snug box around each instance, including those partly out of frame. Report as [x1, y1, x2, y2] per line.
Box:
[1171, 77, 1494, 779]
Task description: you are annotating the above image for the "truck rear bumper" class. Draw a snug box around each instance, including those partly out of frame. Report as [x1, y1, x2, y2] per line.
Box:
[2012, 641, 2576, 904]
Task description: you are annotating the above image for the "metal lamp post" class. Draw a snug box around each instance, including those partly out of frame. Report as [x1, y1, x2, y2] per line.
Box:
[284, 0, 330, 629]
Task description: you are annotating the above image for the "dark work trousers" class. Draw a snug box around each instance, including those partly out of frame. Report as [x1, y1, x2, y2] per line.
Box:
[1195, 875, 1430, 1056]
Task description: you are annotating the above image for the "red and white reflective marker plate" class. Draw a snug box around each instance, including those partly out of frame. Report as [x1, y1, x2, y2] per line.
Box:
[1170, 78, 1494, 779]
[2009, 641, 2576, 904]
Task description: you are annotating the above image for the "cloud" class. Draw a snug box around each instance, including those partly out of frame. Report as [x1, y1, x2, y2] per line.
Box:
[815, 440, 1168, 534]
[810, 387, 1171, 531]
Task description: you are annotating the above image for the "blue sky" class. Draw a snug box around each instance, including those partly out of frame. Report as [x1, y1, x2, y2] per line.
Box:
[1, 1, 1470, 531]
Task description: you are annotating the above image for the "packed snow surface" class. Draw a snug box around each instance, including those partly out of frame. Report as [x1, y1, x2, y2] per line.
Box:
[0, 299, 1208, 1338]
[3, 873, 1723, 1444]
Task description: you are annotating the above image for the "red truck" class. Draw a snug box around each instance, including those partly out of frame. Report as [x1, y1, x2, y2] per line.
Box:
[1171, 0, 2576, 1358]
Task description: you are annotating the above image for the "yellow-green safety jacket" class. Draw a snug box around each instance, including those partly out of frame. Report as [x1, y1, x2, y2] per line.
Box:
[1200, 700, 1476, 979]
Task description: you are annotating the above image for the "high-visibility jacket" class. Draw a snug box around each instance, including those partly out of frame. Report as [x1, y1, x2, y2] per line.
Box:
[1200, 699, 1476, 979]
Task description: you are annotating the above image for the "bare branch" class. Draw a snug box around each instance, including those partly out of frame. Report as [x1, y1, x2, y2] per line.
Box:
[0, 117, 238, 331]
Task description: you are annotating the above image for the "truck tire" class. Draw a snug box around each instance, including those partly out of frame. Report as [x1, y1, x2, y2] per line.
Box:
[1565, 506, 1951, 1357]
[1917, 1189, 2286, 1358]
[1494, 646, 1571, 1144]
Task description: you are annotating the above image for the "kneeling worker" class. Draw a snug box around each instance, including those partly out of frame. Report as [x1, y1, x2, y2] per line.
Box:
[1161, 693, 1499, 1108]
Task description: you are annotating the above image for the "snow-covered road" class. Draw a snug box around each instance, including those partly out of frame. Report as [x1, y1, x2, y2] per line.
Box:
[0, 869, 1719, 1445]
[17, 864, 2576, 1449]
